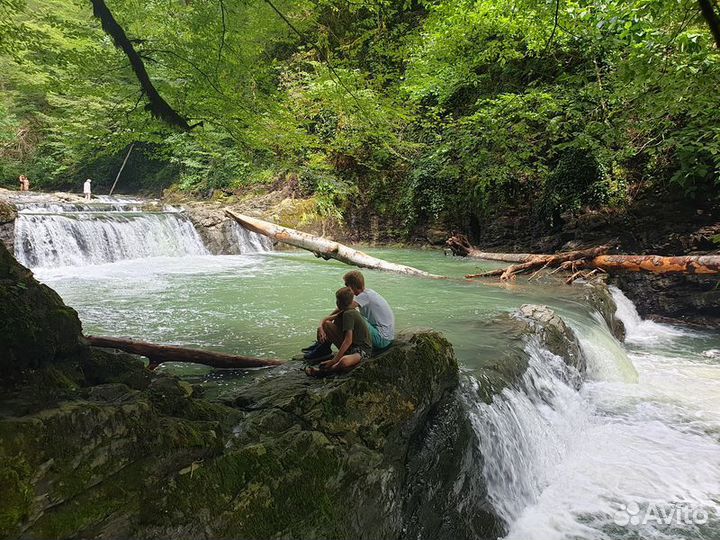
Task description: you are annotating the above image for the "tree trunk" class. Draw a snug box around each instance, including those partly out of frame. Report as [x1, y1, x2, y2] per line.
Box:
[446, 234, 534, 262]
[465, 249, 720, 281]
[466, 246, 612, 280]
[87, 335, 284, 369]
[109, 143, 135, 196]
[591, 255, 720, 275]
[698, 0, 720, 49]
[226, 211, 445, 278]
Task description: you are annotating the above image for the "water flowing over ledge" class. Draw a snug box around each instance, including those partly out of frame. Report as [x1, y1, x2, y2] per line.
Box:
[11, 197, 271, 268]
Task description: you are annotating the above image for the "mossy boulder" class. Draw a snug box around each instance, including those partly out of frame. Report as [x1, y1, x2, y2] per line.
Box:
[139, 332, 460, 540]
[0, 201, 16, 224]
[0, 332, 470, 540]
[584, 281, 626, 341]
[473, 304, 586, 403]
[513, 304, 585, 372]
[0, 242, 86, 378]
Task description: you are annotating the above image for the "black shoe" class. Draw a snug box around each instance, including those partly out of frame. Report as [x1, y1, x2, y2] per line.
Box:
[304, 342, 332, 361]
[301, 341, 320, 353]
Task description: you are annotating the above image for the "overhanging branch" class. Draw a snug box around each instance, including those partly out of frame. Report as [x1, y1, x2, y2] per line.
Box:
[90, 0, 193, 130]
[699, 0, 720, 49]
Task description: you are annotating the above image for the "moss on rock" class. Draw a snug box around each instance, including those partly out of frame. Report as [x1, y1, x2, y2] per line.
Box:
[584, 281, 626, 341]
[0, 200, 16, 224]
[0, 331, 464, 540]
[0, 243, 86, 378]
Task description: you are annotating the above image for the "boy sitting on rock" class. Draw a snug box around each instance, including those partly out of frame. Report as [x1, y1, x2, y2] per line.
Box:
[306, 287, 372, 377]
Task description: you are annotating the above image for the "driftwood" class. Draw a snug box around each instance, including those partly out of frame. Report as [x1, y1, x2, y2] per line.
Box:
[460, 239, 720, 281]
[466, 246, 613, 281]
[87, 335, 284, 369]
[226, 210, 444, 278]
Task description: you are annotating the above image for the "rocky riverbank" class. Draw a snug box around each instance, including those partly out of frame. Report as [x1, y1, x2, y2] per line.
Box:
[0, 230, 620, 539]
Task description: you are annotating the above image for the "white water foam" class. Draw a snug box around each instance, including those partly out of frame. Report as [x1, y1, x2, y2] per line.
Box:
[14, 212, 209, 267]
[13, 199, 273, 268]
[610, 286, 688, 345]
[469, 303, 720, 540]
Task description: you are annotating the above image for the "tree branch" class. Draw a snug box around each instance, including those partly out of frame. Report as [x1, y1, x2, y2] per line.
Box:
[89, 0, 193, 130]
[217, 0, 227, 72]
[698, 0, 720, 49]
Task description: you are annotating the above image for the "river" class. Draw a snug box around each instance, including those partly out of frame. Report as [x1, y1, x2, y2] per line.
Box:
[14, 198, 720, 540]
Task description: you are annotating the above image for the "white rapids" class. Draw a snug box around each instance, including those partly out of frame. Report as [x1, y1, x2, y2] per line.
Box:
[467, 288, 720, 540]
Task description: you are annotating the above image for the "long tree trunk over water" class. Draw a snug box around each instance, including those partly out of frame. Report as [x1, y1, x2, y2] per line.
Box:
[87, 335, 284, 369]
[464, 249, 720, 281]
[226, 211, 445, 278]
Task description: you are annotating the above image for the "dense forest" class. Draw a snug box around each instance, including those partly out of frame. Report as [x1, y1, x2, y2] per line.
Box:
[1, 0, 720, 238]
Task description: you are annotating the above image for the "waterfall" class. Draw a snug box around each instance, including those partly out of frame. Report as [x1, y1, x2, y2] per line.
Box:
[13, 197, 211, 268]
[15, 212, 209, 268]
[465, 302, 720, 540]
[609, 286, 687, 345]
[229, 221, 273, 253]
[465, 341, 588, 529]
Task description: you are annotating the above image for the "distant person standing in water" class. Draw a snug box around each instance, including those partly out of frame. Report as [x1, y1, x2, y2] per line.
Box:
[83, 178, 92, 200]
[18, 175, 29, 191]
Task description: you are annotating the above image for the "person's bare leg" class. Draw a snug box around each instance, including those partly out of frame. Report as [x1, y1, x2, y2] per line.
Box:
[321, 319, 343, 348]
[325, 353, 361, 373]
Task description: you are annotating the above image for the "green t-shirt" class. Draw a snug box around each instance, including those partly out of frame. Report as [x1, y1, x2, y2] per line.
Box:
[342, 309, 372, 352]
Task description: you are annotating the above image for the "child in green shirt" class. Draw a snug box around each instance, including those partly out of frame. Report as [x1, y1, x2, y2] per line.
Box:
[306, 287, 372, 377]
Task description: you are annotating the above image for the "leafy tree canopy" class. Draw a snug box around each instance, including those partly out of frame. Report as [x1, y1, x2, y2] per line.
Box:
[1, 0, 718, 234]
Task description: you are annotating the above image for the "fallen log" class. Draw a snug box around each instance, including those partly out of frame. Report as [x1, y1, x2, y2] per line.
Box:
[466, 246, 612, 281]
[465, 249, 720, 281]
[226, 210, 444, 278]
[87, 335, 284, 369]
[446, 234, 533, 262]
[590, 255, 720, 275]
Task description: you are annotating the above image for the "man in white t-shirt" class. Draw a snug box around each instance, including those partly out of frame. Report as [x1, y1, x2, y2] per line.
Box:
[342, 270, 394, 349]
[83, 178, 92, 200]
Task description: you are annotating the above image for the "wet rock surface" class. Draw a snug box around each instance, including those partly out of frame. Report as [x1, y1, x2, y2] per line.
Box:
[471, 303, 588, 404]
[0, 199, 16, 251]
[610, 272, 720, 329]
[583, 281, 626, 340]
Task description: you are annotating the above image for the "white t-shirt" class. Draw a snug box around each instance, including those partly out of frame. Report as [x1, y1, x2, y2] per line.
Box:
[83, 180, 92, 194]
[354, 288, 395, 341]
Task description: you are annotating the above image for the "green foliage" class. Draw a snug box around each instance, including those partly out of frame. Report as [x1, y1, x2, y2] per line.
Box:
[539, 147, 606, 228]
[0, 0, 718, 233]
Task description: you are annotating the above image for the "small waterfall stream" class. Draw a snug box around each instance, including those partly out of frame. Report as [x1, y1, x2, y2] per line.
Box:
[10, 199, 717, 540]
[13, 198, 270, 268]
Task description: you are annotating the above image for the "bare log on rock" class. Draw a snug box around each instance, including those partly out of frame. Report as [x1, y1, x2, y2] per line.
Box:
[226, 210, 444, 278]
[87, 335, 284, 370]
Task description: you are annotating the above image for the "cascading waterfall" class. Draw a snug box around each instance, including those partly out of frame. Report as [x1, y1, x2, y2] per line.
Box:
[466, 296, 720, 540]
[609, 285, 688, 345]
[13, 199, 270, 268]
[230, 220, 273, 253]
